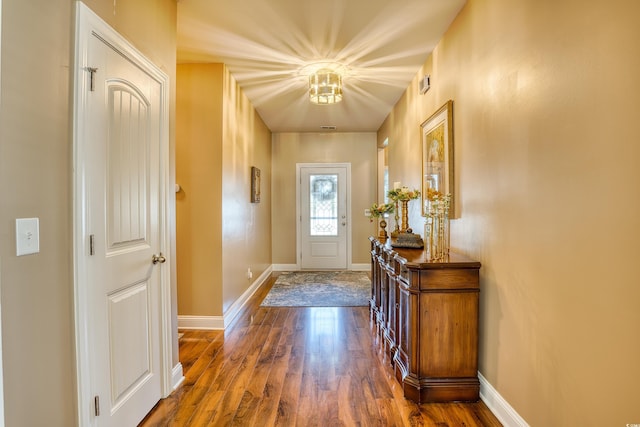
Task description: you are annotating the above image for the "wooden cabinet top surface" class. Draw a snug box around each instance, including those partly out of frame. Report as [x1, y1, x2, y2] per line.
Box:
[370, 237, 481, 270]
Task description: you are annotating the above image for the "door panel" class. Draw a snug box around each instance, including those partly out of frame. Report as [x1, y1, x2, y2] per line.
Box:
[107, 83, 149, 249]
[108, 282, 151, 405]
[300, 166, 348, 269]
[311, 242, 339, 257]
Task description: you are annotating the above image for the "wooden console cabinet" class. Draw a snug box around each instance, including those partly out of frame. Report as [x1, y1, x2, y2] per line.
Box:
[369, 237, 481, 403]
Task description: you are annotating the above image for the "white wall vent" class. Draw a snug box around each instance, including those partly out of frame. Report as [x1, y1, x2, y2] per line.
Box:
[419, 74, 430, 94]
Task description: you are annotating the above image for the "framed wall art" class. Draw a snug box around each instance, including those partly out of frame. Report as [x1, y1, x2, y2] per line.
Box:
[251, 166, 261, 203]
[421, 100, 454, 217]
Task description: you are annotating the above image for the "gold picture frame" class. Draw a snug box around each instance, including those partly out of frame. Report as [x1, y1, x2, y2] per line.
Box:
[251, 166, 261, 203]
[421, 100, 454, 217]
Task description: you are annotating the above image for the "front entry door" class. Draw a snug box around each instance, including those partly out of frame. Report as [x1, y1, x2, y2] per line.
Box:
[299, 165, 349, 269]
[74, 4, 170, 426]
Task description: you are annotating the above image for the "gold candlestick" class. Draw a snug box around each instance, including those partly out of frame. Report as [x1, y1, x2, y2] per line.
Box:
[391, 200, 400, 237]
[401, 199, 409, 232]
[378, 219, 388, 240]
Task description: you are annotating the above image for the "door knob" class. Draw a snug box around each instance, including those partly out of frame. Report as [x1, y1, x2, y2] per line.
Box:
[342, 222, 346, 226]
[152, 253, 166, 265]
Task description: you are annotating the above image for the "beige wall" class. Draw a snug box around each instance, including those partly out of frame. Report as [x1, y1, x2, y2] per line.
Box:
[176, 64, 272, 317]
[0, 1, 177, 425]
[0, 1, 74, 424]
[272, 133, 378, 266]
[379, 0, 640, 425]
[221, 67, 272, 312]
[176, 64, 224, 316]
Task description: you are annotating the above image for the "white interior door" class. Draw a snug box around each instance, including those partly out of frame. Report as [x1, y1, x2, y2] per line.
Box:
[299, 165, 349, 269]
[74, 4, 171, 426]
[86, 28, 162, 427]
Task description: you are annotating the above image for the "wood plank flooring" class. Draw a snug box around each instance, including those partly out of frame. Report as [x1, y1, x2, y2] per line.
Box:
[140, 274, 502, 426]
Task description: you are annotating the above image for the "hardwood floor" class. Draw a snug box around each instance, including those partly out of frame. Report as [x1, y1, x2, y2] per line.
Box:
[139, 275, 502, 426]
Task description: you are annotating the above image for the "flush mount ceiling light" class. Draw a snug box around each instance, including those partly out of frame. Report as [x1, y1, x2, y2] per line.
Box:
[309, 68, 343, 105]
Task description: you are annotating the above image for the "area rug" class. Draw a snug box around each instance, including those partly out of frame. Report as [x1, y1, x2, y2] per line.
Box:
[260, 271, 371, 307]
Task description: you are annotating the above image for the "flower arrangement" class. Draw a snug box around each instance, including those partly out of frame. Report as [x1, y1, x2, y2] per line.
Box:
[425, 188, 451, 214]
[370, 202, 394, 239]
[387, 186, 420, 202]
[425, 187, 444, 202]
[386, 186, 421, 234]
[369, 202, 394, 222]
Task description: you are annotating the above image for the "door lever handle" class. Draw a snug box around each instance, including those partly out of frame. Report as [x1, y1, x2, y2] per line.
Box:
[152, 253, 166, 265]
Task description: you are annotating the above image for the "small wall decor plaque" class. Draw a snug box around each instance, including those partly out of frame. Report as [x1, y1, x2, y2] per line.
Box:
[251, 166, 261, 203]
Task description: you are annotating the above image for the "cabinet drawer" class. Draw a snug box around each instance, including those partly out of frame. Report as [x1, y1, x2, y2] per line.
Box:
[419, 269, 479, 291]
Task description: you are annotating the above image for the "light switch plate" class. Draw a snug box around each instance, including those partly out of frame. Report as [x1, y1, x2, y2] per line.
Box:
[16, 218, 40, 256]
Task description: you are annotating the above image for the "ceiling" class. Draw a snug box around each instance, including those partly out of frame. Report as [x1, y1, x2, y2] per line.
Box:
[177, 0, 466, 133]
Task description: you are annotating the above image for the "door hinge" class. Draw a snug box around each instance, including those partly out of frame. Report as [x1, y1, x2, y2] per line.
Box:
[89, 234, 95, 256]
[86, 67, 98, 91]
[94, 395, 100, 416]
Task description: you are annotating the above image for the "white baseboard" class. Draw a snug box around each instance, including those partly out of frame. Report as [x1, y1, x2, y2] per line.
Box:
[177, 315, 224, 330]
[171, 362, 184, 392]
[222, 266, 272, 327]
[272, 264, 298, 271]
[479, 372, 529, 427]
[177, 266, 272, 330]
[350, 263, 370, 271]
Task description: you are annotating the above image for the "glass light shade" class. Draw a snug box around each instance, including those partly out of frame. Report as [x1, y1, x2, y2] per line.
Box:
[309, 69, 342, 105]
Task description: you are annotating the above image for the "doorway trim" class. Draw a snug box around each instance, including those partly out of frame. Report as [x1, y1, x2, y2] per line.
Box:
[296, 163, 352, 270]
[72, 3, 173, 425]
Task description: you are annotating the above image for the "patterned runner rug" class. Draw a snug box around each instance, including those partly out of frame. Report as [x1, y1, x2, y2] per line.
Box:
[260, 271, 371, 307]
